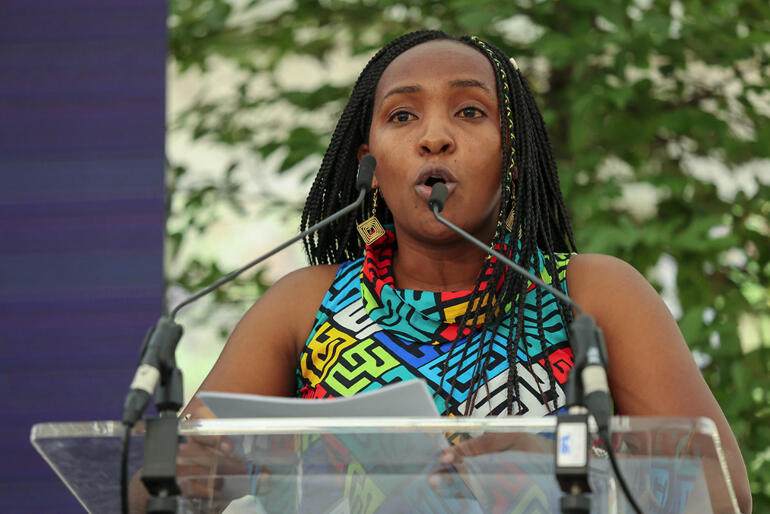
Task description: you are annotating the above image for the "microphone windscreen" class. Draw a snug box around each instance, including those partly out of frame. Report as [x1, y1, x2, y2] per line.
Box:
[428, 182, 449, 212]
[356, 155, 376, 190]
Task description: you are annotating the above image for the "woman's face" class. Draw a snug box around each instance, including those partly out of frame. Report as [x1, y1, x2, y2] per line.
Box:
[361, 39, 503, 243]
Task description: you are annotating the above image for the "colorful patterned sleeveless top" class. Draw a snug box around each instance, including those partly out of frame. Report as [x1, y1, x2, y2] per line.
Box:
[296, 231, 575, 417]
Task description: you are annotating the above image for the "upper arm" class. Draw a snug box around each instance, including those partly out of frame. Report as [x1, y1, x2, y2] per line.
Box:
[567, 253, 751, 512]
[567, 254, 714, 417]
[188, 264, 339, 402]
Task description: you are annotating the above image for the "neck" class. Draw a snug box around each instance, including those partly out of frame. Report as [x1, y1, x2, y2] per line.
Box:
[390, 225, 496, 291]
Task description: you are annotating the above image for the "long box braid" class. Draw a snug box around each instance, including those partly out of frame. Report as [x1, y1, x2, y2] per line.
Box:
[300, 31, 578, 416]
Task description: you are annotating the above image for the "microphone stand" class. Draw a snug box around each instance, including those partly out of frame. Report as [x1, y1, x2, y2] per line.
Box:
[426, 183, 642, 514]
[119, 157, 376, 514]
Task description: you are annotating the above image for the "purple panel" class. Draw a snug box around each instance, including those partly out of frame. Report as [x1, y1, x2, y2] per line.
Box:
[0, 157, 162, 202]
[0, 96, 163, 156]
[0, 482, 82, 513]
[0, 1, 166, 511]
[0, 3, 164, 40]
[0, 198, 163, 255]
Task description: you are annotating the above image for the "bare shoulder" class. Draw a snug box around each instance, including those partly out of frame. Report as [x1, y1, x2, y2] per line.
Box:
[565, 253, 654, 317]
[265, 264, 341, 302]
[565, 252, 752, 512]
[565, 252, 696, 407]
[241, 263, 341, 352]
[564, 252, 683, 375]
[194, 263, 340, 398]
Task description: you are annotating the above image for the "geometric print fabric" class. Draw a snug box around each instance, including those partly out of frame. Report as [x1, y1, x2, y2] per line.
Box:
[297, 240, 575, 418]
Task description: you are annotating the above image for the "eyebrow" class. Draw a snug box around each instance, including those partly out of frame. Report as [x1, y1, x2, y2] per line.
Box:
[382, 85, 422, 100]
[449, 79, 492, 96]
[381, 79, 493, 100]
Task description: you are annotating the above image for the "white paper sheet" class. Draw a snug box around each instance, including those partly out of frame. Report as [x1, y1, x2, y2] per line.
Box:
[197, 379, 440, 418]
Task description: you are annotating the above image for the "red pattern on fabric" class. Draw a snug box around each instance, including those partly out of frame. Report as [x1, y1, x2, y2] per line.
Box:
[361, 229, 509, 330]
[320, 434, 351, 473]
[299, 383, 333, 399]
[540, 347, 574, 384]
[440, 290, 471, 301]
[438, 323, 471, 342]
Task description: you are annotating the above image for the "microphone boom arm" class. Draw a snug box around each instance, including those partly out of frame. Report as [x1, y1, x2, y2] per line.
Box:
[171, 187, 367, 320]
[119, 156, 377, 514]
[427, 183, 642, 514]
[430, 203, 582, 316]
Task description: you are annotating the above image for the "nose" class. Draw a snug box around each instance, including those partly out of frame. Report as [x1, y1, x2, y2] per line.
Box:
[418, 116, 455, 155]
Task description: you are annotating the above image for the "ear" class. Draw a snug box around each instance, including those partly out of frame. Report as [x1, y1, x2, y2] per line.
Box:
[358, 144, 378, 188]
[357, 144, 369, 162]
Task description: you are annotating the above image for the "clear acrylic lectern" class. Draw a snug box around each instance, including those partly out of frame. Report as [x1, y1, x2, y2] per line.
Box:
[31, 416, 739, 513]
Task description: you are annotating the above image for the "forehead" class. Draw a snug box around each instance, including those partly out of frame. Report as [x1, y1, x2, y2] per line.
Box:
[375, 40, 497, 100]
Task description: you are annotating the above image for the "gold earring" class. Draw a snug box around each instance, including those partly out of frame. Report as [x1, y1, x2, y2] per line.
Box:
[505, 194, 516, 232]
[357, 188, 386, 245]
[505, 193, 522, 238]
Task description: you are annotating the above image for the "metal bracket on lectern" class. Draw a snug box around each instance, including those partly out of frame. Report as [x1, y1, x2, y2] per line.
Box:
[555, 410, 592, 514]
[142, 365, 184, 513]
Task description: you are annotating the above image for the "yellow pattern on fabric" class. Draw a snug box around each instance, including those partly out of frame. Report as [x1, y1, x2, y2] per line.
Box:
[301, 321, 357, 386]
[522, 252, 571, 300]
[324, 338, 399, 395]
[443, 292, 497, 325]
[344, 461, 386, 514]
[442, 301, 469, 323]
[299, 433, 320, 452]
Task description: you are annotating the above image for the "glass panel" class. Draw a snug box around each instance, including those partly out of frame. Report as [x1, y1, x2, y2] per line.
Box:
[30, 417, 738, 513]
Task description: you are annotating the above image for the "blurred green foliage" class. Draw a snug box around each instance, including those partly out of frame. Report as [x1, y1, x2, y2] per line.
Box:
[168, 0, 770, 506]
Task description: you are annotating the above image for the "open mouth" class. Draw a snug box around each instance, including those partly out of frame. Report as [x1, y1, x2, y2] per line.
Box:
[424, 176, 446, 188]
[414, 167, 457, 202]
[415, 166, 456, 188]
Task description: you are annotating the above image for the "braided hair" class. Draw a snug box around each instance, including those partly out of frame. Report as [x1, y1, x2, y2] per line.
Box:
[300, 30, 577, 416]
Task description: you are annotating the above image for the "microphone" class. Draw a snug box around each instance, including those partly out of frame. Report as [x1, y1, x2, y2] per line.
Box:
[428, 182, 448, 212]
[427, 183, 582, 318]
[570, 315, 610, 432]
[121, 155, 377, 426]
[425, 183, 643, 514]
[119, 156, 377, 514]
[426, 182, 611, 418]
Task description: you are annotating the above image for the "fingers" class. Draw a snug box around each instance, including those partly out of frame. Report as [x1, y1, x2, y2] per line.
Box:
[427, 463, 468, 496]
[178, 466, 272, 502]
[181, 434, 246, 476]
[179, 436, 233, 458]
[178, 440, 248, 476]
[439, 432, 511, 466]
[186, 432, 232, 449]
[176, 402, 251, 500]
[180, 403, 232, 453]
[439, 432, 554, 470]
[181, 401, 216, 421]
[182, 405, 226, 449]
[177, 466, 225, 499]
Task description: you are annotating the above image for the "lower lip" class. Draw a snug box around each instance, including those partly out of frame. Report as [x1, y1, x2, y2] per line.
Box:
[414, 182, 457, 203]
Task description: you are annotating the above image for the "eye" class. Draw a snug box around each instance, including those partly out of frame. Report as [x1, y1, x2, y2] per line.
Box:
[388, 110, 416, 123]
[457, 106, 485, 119]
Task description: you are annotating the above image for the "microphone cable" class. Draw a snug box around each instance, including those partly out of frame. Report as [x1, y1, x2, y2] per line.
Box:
[428, 182, 643, 514]
[119, 156, 377, 514]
